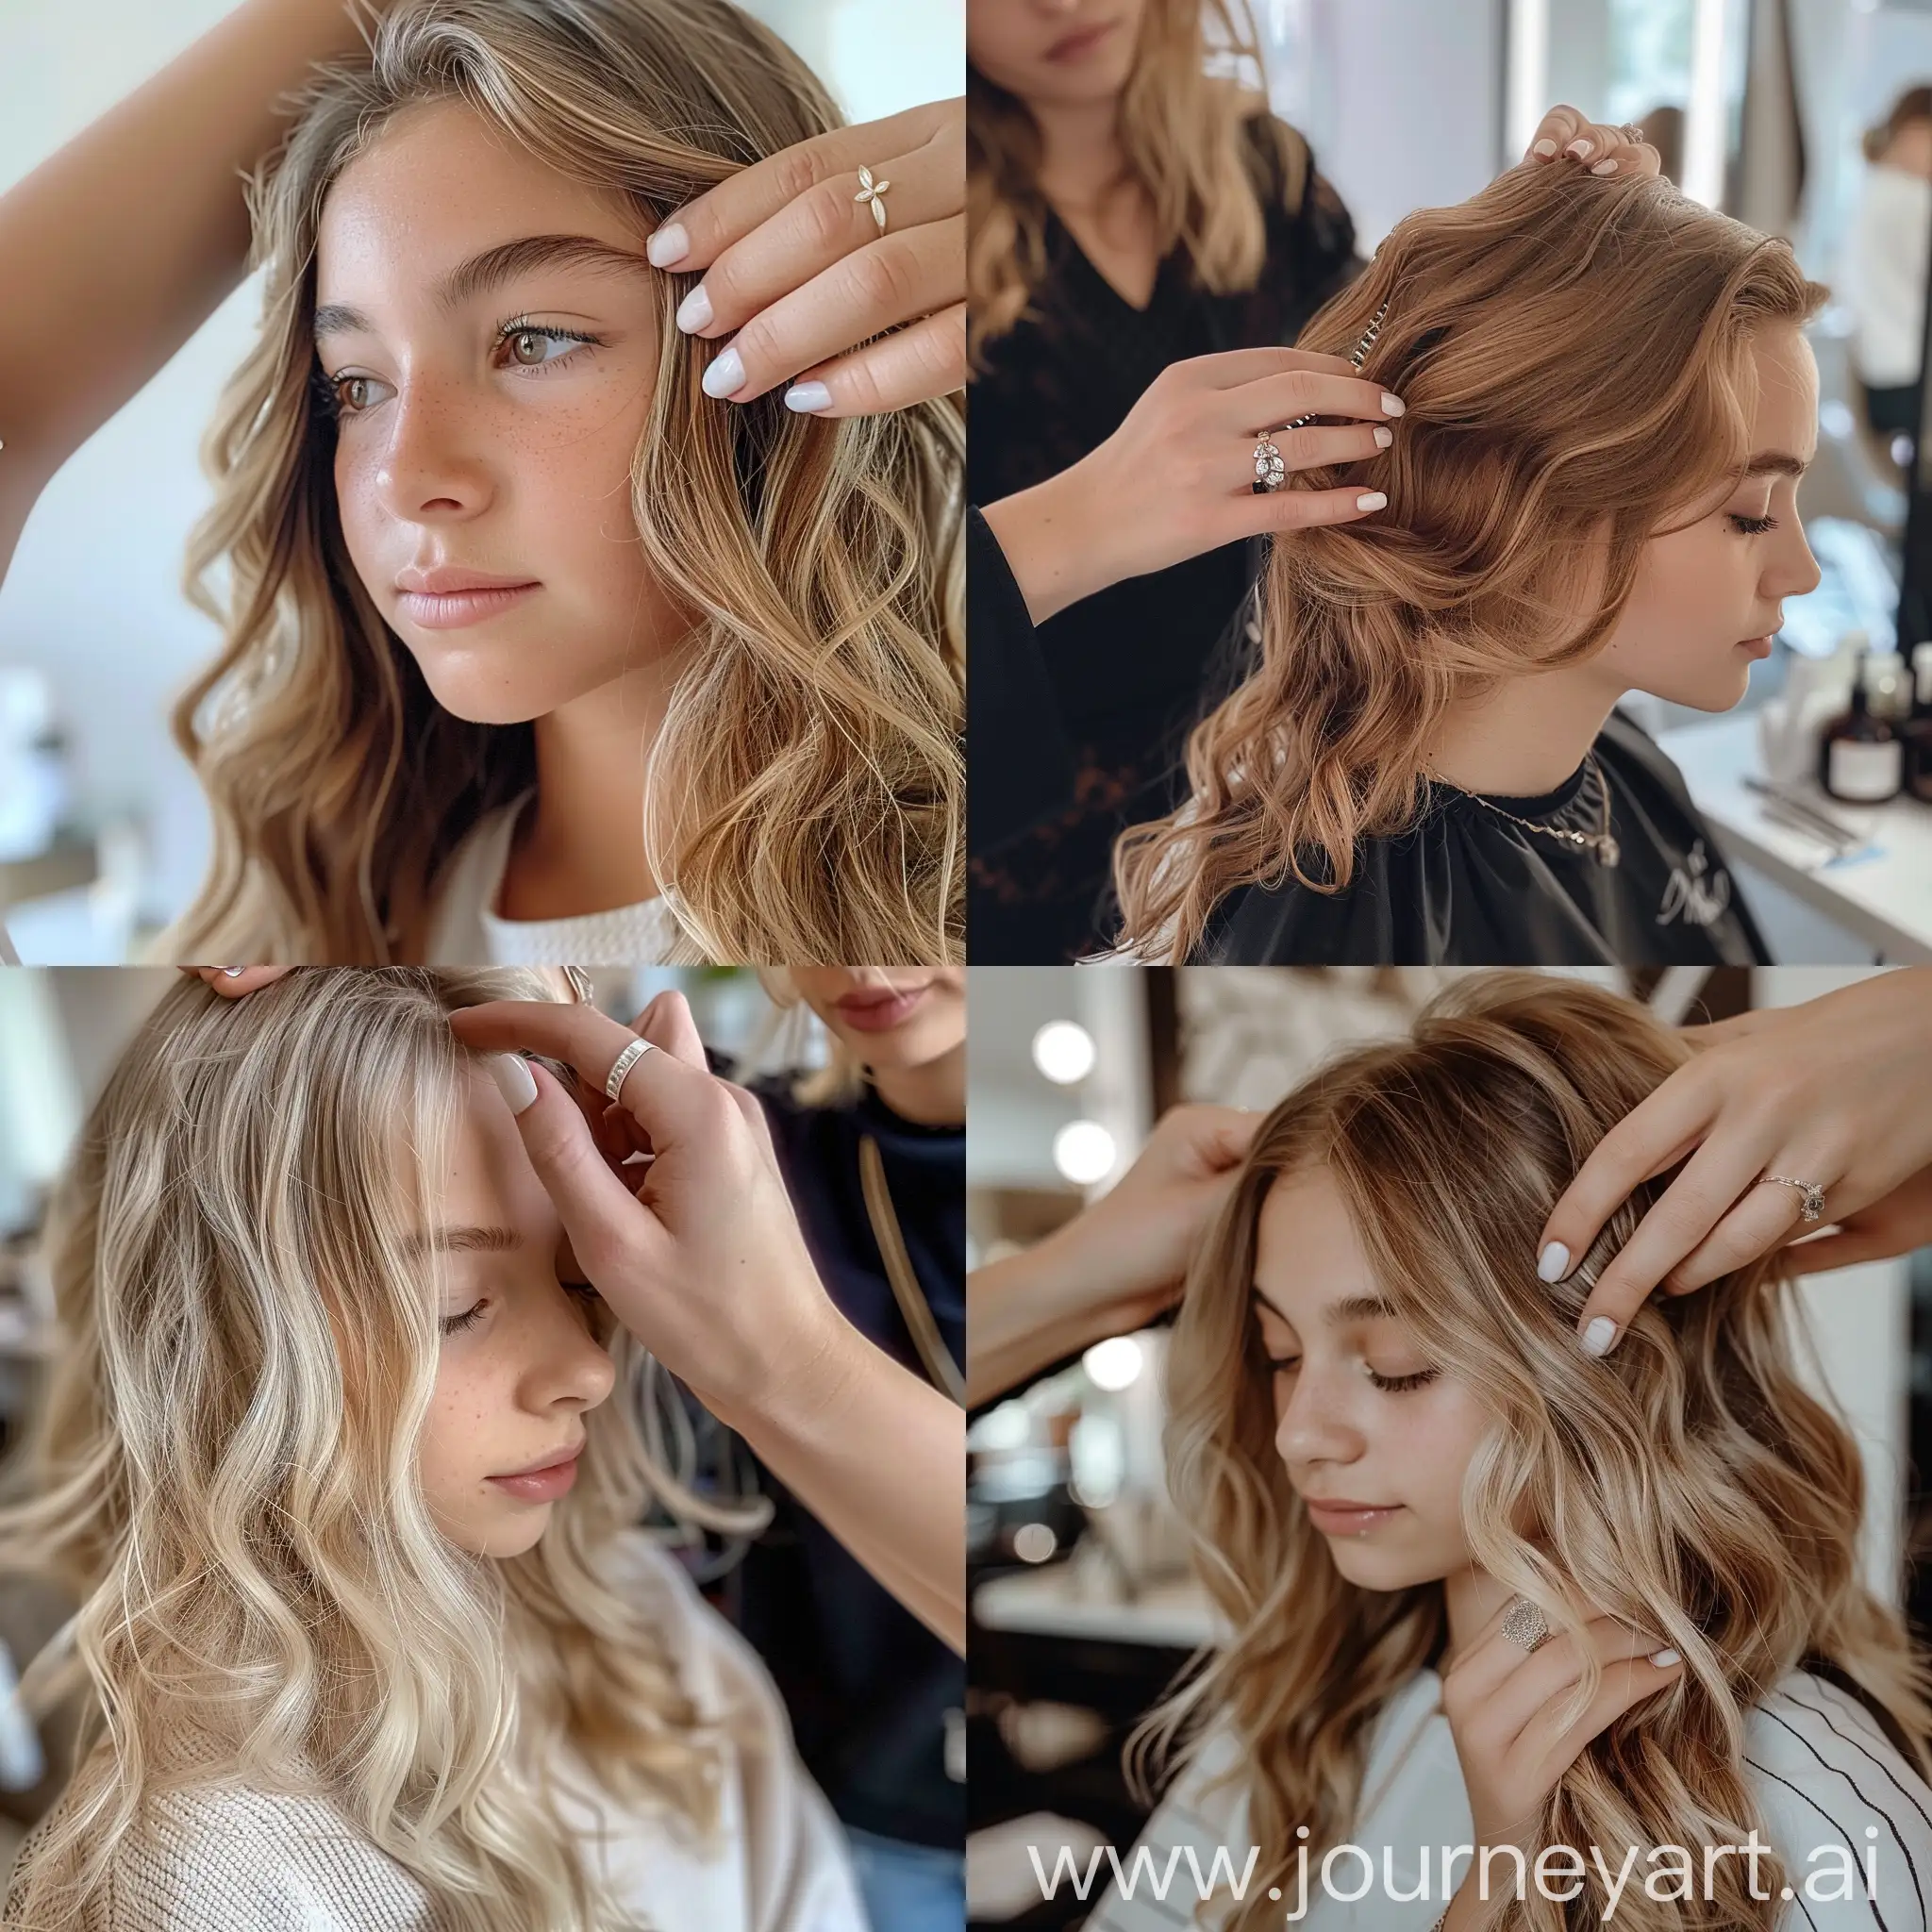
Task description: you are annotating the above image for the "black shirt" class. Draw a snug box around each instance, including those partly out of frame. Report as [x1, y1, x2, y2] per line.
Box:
[730, 1078, 965, 1852]
[968, 115, 1360, 962]
[968, 511, 1771, 967]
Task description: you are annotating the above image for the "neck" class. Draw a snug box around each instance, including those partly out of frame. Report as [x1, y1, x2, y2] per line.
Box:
[1441, 1565, 1515, 1668]
[1028, 95, 1130, 208]
[496, 655, 687, 922]
[1425, 659, 1623, 798]
[869, 1042, 966, 1128]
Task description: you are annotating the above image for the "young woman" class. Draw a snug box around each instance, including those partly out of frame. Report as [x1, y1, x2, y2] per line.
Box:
[966, 0, 1364, 962]
[1089, 974, 1932, 1931]
[0, 0, 964, 967]
[982, 158, 1821, 963]
[0, 967, 869, 1930]
[1847, 85, 1932, 453]
[730, 967, 966, 1932]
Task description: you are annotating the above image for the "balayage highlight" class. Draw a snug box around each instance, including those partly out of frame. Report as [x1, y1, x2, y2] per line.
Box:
[967, 0, 1301, 365]
[0, 969, 723, 1932]
[1139, 974, 1932, 1931]
[164, 0, 964, 967]
[1113, 169, 1826, 961]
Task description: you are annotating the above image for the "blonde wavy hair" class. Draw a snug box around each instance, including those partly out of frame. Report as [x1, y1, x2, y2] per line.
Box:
[1138, 973, 1932, 1931]
[967, 0, 1302, 363]
[164, 0, 964, 966]
[0, 968, 727, 1932]
[1112, 167, 1827, 960]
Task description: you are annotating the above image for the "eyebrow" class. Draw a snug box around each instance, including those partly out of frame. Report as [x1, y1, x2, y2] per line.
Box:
[1741, 450, 1810, 479]
[404, 1224, 525, 1259]
[313, 233, 653, 342]
[1250, 1288, 1400, 1327]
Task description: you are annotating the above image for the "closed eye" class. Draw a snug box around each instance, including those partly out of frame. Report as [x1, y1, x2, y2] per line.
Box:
[440, 1299, 488, 1337]
[1728, 512, 1778, 536]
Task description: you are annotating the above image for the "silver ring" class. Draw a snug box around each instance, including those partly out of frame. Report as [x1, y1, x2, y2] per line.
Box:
[854, 164, 890, 235]
[1500, 1596, 1552, 1654]
[605, 1035, 655, 1102]
[1758, 1174, 1827, 1224]
[1618, 123, 1647, 144]
[1252, 432, 1287, 493]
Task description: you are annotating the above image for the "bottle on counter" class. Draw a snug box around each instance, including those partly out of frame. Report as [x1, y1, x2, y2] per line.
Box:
[1906, 641, 1932, 805]
[1819, 649, 1906, 805]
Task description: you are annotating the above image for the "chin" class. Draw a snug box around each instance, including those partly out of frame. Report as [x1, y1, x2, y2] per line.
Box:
[1643, 663, 1755, 715]
[1321, 1540, 1435, 1592]
[401, 642, 586, 727]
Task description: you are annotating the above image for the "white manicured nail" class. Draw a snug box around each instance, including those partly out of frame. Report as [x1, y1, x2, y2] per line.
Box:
[675, 284, 713, 332]
[1566, 138, 1594, 160]
[1591, 158, 1619, 176]
[1356, 491, 1388, 511]
[220, 967, 246, 978]
[1650, 1647, 1682, 1667]
[1537, 1241, 1570, 1283]
[701, 345, 746, 399]
[1381, 393, 1406, 417]
[1533, 139, 1558, 158]
[646, 223, 690, 268]
[1373, 425, 1392, 448]
[1580, 1316, 1617, 1357]
[488, 1054, 539, 1115]
[785, 381, 833, 413]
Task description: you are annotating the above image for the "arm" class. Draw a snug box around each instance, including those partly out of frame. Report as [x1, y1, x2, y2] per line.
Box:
[0, 0, 384, 576]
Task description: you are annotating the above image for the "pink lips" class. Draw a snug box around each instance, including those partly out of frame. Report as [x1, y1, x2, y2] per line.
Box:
[835, 985, 931, 1034]
[1046, 20, 1118, 61]
[1739, 636, 1774, 659]
[1303, 1498, 1403, 1535]
[392, 566, 541, 630]
[487, 1447, 582, 1503]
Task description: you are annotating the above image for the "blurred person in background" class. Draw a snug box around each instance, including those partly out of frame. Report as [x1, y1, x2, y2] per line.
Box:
[1847, 84, 1932, 465]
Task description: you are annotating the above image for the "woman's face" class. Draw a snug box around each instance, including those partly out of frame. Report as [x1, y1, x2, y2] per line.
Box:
[1594, 325, 1822, 712]
[416, 1061, 615, 1559]
[968, 0, 1148, 108]
[1251, 1167, 1492, 1594]
[1880, 118, 1932, 180]
[788, 967, 967, 1074]
[315, 100, 692, 727]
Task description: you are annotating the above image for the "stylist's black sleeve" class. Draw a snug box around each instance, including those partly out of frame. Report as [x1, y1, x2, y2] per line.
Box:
[967, 505, 1079, 853]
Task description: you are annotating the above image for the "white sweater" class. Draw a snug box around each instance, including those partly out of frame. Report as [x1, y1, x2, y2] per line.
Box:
[2, 1539, 866, 1932]
[1085, 1667, 1932, 1931]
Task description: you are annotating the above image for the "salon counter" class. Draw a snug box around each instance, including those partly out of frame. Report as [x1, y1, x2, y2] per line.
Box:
[1657, 713, 1932, 962]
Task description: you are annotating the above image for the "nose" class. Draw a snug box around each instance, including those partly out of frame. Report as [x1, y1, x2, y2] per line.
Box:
[1273, 1362, 1367, 1472]
[521, 1286, 617, 1415]
[365, 375, 495, 527]
[1765, 511, 1822, 604]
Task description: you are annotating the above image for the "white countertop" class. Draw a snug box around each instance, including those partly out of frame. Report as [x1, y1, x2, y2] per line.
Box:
[974, 1566, 1224, 1648]
[1657, 713, 1932, 962]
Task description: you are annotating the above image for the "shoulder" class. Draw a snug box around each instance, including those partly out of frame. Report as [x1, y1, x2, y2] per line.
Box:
[421, 790, 530, 962]
[1745, 1672, 1932, 1930]
[8, 1777, 435, 1932]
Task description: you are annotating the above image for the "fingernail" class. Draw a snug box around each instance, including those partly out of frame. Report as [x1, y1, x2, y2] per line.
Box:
[221, 967, 246, 978]
[1650, 1647, 1682, 1667]
[1533, 138, 1559, 158]
[1565, 138, 1594, 160]
[488, 1053, 539, 1116]
[646, 223, 690, 268]
[1580, 1316, 1617, 1357]
[1380, 393, 1405, 417]
[1591, 158, 1619, 176]
[1537, 1241, 1571, 1283]
[675, 283, 713, 332]
[1356, 491, 1388, 511]
[1373, 425, 1393, 448]
[784, 381, 833, 413]
[701, 345, 746, 399]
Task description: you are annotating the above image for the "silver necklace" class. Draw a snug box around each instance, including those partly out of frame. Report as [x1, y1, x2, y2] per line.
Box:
[1429, 752, 1621, 869]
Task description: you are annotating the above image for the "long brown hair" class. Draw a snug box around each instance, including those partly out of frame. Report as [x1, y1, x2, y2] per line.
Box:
[967, 0, 1304, 363]
[1141, 973, 1931, 1931]
[1112, 167, 1825, 960]
[165, 0, 963, 966]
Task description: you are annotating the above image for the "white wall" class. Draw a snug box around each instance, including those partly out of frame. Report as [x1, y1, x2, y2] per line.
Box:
[0, 0, 961, 957]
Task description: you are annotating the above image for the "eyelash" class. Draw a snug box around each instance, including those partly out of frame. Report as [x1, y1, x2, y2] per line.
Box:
[1266, 1357, 1441, 1393]
[317, 316, 605, 421]
[1728, 512, 1778, 536]
[439, 1280, 602, 1339]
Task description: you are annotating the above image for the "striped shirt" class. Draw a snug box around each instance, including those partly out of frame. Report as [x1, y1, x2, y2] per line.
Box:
[1082, 1669, 1932, 1931]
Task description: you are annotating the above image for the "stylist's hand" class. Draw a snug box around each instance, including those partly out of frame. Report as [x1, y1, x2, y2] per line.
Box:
[1521, 104, 1663, 180]
[1539, 969, 1932, 1356]
[1442, 1593, 1682, 1853]
[981, 347, 1401, 625]
[180, 966, 291, 997]
[649, 97, 961, 417]
[449, 992, 844, 1424]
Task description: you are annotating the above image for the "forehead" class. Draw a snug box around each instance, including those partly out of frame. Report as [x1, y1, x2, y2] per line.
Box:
[431, 1061, 563, 1245]
[316, 98, 642, 296]
[1740, 325, 1819, 462]
[1252, 1166, 1380, 1328]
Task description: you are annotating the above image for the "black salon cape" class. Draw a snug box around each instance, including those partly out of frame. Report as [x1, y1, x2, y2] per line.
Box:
[969, 510, 1770, 966]
[725, 1077, 965, 1854]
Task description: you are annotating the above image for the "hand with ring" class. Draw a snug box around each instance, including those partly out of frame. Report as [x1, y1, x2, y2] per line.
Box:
[1520, 103, 1664, 181]
[648, 96, 963, 417]
[1539, 969, 1932, 1357]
